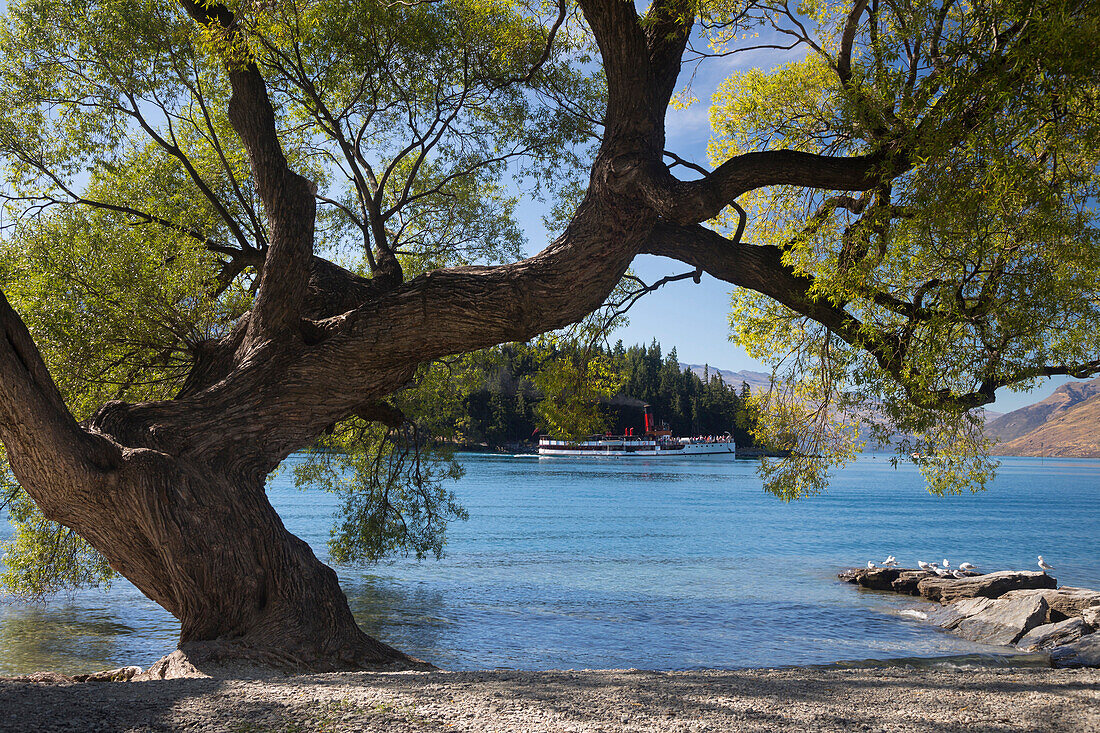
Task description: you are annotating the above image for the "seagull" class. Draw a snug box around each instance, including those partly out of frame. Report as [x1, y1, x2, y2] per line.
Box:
[934, 567, 951, 577]
[917, 561, 931, 570]
[958, 562, 977, 571]
[883, 556, 898, 567]
[952, 570, 967, 579]
[942, 559, 950, 568]
[929, 562, 939, 570]
[1038, 555, 1055, 573]
[867, 561, 877, 569]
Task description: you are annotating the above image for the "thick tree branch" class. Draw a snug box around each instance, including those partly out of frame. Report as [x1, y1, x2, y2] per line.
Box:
[92, 188, 649, 471]
[837, 0, 871, 85]
[576, 0, 653, 139]
[643, 0, 695, 116]
[652, 0, 1042, 228]
[638, 220, 1100, 411]
[258, 39, 391, 280]
[0, 289, 120, 519]
[176, 254, 392, 398]
[179, 0, 316, 346]
[665, 149, 899, 224]
[643, 220, 858, 334]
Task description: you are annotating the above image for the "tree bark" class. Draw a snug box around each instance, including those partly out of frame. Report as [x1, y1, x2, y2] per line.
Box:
[1, 290, 420, 672]
[84, 454, 416, 674]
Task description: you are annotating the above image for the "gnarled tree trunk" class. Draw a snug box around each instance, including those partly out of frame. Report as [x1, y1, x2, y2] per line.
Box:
[0, 0, 900, 675]
[0, 291, 414, 672]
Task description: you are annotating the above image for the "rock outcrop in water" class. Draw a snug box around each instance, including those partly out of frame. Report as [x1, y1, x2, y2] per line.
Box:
[918, 570, 1057, 603]
[838, 567, 1100, 668]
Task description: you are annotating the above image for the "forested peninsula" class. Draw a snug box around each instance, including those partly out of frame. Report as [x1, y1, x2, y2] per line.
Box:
[438, 340, 760, 452]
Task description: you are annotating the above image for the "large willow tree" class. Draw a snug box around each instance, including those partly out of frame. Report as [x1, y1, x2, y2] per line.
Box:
[0, 0, 1098, 674]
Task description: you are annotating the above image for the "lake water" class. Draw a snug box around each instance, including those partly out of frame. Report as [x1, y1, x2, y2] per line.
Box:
[1, 454, 1098, 674]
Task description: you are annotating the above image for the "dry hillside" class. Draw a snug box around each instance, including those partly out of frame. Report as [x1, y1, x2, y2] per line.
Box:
[997, 394, 1100, 457]
[989, 377, 1100, 457]
[986, 377, 1100, 443]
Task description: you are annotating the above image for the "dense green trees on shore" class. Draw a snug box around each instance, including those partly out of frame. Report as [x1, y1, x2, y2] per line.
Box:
[449, 340, 759, 449]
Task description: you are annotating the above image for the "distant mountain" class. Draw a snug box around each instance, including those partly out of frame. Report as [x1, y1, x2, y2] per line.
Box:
[679, 363, 772, 391]
[987, 377, 1100, 457]
[986, 377, 1100, 443]
[996, 393, 1100, 457]
[679, 362, 1007, 425]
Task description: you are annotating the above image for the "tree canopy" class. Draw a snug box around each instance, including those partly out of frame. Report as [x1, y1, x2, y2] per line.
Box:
[0, 0, 1098, 672]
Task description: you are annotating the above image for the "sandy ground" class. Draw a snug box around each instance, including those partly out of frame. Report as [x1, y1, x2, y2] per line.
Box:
[0, 666, 1098, 732]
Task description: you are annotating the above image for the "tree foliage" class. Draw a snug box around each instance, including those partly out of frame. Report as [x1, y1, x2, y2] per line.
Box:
[292, 362, 469, 564]
[703, 0, 1100, 497]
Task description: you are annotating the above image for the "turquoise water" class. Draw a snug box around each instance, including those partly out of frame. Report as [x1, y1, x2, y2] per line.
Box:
[1, 454, 1098, 674]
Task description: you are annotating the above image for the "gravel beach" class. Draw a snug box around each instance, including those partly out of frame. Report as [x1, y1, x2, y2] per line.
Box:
[1, 666, 1098, 732]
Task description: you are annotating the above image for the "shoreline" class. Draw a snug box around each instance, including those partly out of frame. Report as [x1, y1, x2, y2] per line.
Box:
[0, 644, 1065, 683]
[1, 665, 1098, 732]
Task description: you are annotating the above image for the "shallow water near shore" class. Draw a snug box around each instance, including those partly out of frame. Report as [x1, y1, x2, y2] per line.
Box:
[1, 454, 1098, 675]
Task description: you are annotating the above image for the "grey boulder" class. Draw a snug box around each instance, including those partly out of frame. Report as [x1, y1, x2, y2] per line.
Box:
[891, 571, 934, 595]
[1000, 587, 1100, 623]
[926, 597, 997, 630]
[953, 593, 1050, 646]
[917, 570, 1056, 603]
[1016, 617, 1091, 651]
[1083, 607, 1100, 630]
[1050, 633, 1100, 668]
[838, 567, 903, 591]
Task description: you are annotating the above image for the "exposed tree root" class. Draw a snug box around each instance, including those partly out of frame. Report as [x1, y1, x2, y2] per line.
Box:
[138, 641, 434, 680]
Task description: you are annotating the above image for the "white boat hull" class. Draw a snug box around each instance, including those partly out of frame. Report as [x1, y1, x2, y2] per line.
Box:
[538, 438, 736, 457]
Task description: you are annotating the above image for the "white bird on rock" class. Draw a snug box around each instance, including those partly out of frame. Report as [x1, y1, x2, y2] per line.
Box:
[918, 561, 932, 571]
[952, 570, 967, 579]
[934, 567, 951, 577]
[883, 556, 898, 567]
[1038, 555, 1055, 573]
[959, 562, 977, 571]
[943, 559, 950, 568]
[867, 561, 877, 569]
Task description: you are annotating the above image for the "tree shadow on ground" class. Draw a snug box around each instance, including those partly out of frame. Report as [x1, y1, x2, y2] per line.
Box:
[298, 666, 1100, 732]
[0, 666, 1097, 732]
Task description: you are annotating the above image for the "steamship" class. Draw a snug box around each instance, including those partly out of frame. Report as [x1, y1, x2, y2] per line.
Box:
[537, 405, 736, 458]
